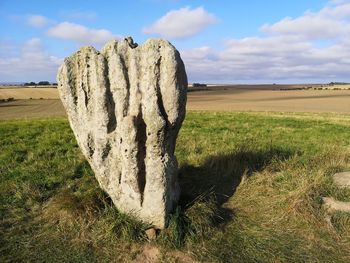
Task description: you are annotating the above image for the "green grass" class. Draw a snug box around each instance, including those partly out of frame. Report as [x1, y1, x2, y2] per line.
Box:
[1, 112, 350, 262]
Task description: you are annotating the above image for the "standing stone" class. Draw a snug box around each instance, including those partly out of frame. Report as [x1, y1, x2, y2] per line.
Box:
[57, 37, 187, 228]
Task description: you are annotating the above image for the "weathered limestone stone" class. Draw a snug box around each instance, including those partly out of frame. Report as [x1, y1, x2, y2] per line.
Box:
[322, 197, 350, 213]
[57, 37, 187, 228]
[333, 171, 350, 188]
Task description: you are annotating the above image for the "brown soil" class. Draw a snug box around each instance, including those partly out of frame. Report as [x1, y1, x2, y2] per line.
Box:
[133, 245, 161, 263]
[132, 244, 198, 263]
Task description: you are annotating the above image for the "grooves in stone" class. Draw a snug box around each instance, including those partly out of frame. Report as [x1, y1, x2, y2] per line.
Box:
[84, 55, 91, 108]
[67, 59, 78, 105]
[87, 133, 94, 158]
[102, 142, 111, 161]
[155, 55, 169, 134]
[103, 57, 117, 133]
[136, 110, 147, 205]
[82, 83, 89, 108]
[119, 55, 131, 117]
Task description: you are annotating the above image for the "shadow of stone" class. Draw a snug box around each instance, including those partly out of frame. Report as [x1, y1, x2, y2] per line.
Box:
[70, 147, 295, 246]
[178, 147, 295, 224]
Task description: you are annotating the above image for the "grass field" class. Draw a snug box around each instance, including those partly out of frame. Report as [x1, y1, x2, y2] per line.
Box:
[1, 112, 350, 262]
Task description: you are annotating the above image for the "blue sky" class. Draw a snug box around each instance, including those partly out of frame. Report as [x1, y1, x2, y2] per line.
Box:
[1, 0, 349, 83]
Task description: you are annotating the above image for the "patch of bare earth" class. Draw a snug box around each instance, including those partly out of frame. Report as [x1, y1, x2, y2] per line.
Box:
[133, 244, 199, 263]
[133, 245, 161, 263]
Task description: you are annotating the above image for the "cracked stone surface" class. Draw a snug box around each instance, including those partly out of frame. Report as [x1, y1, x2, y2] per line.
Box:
[322, 197, 350, 213]
[333, 171, 350, 188]
[57, 37, 187, 228]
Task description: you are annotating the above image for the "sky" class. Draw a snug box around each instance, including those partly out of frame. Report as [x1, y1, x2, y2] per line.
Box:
[1, 0, 349, 84]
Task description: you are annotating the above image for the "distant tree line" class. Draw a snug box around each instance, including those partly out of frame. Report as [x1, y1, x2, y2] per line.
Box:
[328, 82, 349, 85]
[23, 81, 57, 86]
[192, 83, 207, 87]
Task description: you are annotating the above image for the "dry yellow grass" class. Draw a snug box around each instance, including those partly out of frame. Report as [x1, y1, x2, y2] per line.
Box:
[0, 99, 65, 120]
[0, 87, 59, 100]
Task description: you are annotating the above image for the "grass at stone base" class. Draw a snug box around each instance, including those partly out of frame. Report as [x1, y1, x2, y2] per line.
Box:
[1, 111, 350, 262]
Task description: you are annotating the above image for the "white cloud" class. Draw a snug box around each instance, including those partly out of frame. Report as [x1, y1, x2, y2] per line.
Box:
[46, 22, 118, 45]
[181, 46, 216, 60]
[261, 2, 350, 41]
[0, 38, 62, 82]
[261, 16, 348, 40]
[182, 37, 350, 83]
[143, 6, 217, 39]
[181, 1, 350, 83]
[27, 15, 51, 28]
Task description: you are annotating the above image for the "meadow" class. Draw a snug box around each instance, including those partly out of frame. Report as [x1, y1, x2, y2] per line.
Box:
[1, 111, 350, 262]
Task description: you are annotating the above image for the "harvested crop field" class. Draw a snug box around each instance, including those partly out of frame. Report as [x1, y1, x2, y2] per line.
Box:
[0, 87, 59, 100]
[0, 100, 65, 120]
[187, 88, 350, 113]
[0, 85, 350, 120]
